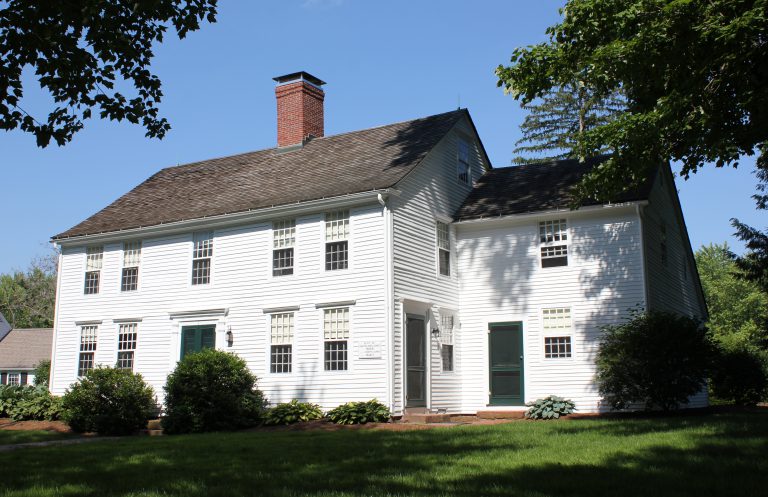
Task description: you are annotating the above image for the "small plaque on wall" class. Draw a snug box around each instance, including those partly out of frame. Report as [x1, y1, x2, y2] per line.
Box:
[358, 340, 384, 359]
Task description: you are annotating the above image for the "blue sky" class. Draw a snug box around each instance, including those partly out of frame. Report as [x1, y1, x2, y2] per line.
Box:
[1, 0, 763, 274]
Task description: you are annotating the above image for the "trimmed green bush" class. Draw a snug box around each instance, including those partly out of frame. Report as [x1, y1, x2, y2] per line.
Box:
[62, 367, 156, 435]
[264, 399, 324, 426]
[326, 399, 390, 425]
[162, 349, 267, 434]
[596, 310, 716, 411]
[710, 347, 768, 405]
[32, 360, 51, 386]
[525, 396, 575, 420]
[0, 384, 62, 421]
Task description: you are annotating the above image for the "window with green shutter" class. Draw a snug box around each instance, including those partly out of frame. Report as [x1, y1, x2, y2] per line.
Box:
[180, 325, 216, 359]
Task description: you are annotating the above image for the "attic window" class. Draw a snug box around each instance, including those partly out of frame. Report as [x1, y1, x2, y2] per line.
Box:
[325, 210, 349, 271]
[539, 220, 568, 268]
[457, 139, 470, 184]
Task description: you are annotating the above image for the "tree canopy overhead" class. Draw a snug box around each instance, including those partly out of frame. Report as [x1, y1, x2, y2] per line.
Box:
[0, 0, 218, 147]
[497, 0, 768, 201]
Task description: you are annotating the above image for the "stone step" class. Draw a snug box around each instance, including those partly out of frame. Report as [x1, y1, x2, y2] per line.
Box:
[477, 410, 526, 419]
[400, 413, 452, 424]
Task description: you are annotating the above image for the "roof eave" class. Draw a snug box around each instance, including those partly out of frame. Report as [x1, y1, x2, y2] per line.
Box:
[454, 200, 649, 225]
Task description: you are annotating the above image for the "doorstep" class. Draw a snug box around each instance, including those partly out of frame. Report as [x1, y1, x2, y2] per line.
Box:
[476, 407, 527, 419]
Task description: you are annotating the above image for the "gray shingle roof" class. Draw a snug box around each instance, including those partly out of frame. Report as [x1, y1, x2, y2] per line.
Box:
[0, 328, 53, 370]
[54, 109, 468, 239]
[455, 156, 653, 221]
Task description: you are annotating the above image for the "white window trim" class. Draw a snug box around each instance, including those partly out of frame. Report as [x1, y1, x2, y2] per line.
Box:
[7, 372, 20, 386]
[438, 311, 456, 374]
[435, 218, 454, 280]
[84, 245, 103, 295]
[320, 306, 352, 374]
[538, 218, 570, 269]
[540, 306, 575, 361]
[190, 231, 214, 287]
[77, 324, 99, 377]
[120, 240, 142, 292]
[322, 210, 352, 272]
[116, 322, 138, 371]
[271, 219, 297, 279]
[266, 311, 294, 375]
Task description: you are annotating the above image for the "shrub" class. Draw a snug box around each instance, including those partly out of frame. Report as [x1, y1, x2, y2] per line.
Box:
[32, 360, 51, 386]
[326, 399, 390, 425]
[162, 349, 267, 434]
[596, 310, 715, 411]
[264, 399, 324, 426]
[525, 396, 575, 420]
[0, 384, 62, 420]
[710, 347, 768, 406]
[62, 367, 156, 435]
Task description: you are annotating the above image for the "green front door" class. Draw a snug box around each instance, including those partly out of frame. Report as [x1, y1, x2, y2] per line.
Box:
[488, 322, 524, 406]
[181, 325, 216, 359]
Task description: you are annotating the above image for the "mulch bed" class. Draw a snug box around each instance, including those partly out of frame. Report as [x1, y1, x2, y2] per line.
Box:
[0, 418, 72, 433]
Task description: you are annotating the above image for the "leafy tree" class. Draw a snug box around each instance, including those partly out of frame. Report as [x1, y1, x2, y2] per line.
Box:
[32, 359, 51, 386]
[0, 251, 57, 328]
[512, 82, 625, 164]
[695, 243, 768, 351]
[1, 0, 218, 147]
[732, 145, 768, 293]
[497, 0, 768, 202]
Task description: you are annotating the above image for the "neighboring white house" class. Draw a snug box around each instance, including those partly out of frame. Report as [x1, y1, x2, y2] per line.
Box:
[49, 72, 707, 414]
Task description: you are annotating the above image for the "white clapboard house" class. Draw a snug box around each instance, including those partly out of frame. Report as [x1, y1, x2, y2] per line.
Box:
[49, 72, 707, 414]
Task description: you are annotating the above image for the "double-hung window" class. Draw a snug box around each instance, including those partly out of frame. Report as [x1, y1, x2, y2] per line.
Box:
[270, 313, 294, 373]
[273, 220, 295, 276]
[323, 307, 349, 371]
[457, 139, 470, 184]
[440, 313, 455, 372]
[436, 221, 451, 277]
[121, 241, 141, 291]
[539, 219, 568, 268]
[84, 246, 103, 294]
[7, 373, 20, 386]
[78, 325, 98, 376]
[325, 211, 349, 271]
[542, 307, 572, 359]
[117, 323, 138, 370]
[192, 231, 213, 285]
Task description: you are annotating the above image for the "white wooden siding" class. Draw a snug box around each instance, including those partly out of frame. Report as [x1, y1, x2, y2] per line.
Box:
[390, 117, 488, 414]
[51, 203, 389, 410]
[456, 207, 647, 413]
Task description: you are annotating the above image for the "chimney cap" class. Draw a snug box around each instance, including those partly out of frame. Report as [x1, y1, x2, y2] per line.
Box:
[273, 71, 326, 87]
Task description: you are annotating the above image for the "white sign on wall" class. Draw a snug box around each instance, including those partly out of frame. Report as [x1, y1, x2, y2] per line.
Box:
[357, 340, 384, 359]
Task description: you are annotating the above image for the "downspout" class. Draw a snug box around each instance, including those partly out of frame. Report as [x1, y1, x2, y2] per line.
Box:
[49, 244, 64, 393]
[379, 193, 395, 413]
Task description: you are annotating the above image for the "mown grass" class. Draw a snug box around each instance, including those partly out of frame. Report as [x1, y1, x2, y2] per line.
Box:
[0, 430, 74, 446]
[0, 410, 766, 496]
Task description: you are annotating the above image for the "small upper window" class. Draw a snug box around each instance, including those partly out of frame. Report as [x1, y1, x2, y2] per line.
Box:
[84, 246, 103, 294]
[457, 139, 470, 184]
[121, 241, 141, 292]
[440, 313, 455, 372]
[436, 221, 451, 277]
[325, 211, 349, 271]
[192, 231, 213, 285]
[539, 220, 568, 268]
[273, 220, 296, 276]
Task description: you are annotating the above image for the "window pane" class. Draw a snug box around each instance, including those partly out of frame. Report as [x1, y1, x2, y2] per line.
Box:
[270, 313, 294, 344]
[324, 341, 348, 371]
[539, 220, 567, 243]
[193, 231, 213, 258]
[272, 248, 294, 276]
[121, 267, 138, 292]
[7, 373, 20, 386]
[84, 271, 100, 294]
[436, 222, 450, 250]
[123, 241, 141, 267]
[323, 308, 350, 340]
[325, 210, 350, 242]
[441, 344, 454, 371]
[439, 249, 451, 276]
[542, 308, 572, 330]
[192, 258, 211, 285]
[270, 345, 292, 373]
[273, 220, 296, 249]
[541, 245, 568, 268]
[80, 326, 98, 352]
[78, 353, 94, 376]
[325, 241, 348, 270]
[545, 336, 572, 358]
[86, 246, 103, 270]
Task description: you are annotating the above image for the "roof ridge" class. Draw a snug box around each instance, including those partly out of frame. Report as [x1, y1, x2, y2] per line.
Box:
[157, 108, 467, 174]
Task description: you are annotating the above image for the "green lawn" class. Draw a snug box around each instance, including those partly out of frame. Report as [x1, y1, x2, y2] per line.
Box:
[0, 411, 766, 497]
[0, 430, 74, 446]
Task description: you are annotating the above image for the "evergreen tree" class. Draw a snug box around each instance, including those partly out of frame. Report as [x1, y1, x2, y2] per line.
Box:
[512, 82, 625, 165]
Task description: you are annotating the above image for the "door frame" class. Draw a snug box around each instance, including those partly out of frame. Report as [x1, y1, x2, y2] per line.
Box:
[405, 313, 427, 408]
[488, 321, 525, 406]
[180, 324, 217, 360]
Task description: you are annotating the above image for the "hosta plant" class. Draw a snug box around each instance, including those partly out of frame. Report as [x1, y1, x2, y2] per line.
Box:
[264, 400, 324, 426]
[525, 396, 575, 420]
[326, 399, 390, 425]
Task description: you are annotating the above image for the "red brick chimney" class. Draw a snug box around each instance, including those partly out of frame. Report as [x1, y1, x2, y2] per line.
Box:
[273, 71, 326, 147]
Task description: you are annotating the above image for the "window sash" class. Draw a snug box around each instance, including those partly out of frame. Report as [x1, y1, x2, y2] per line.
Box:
[273, 248, 294, 276]
[542, 308, 572, 330]
[324, 341, 348, 371]
[273, 220, 296, 249]
[438, 249, 451, 276]
[193, 232, 213, 259]
[84, 271, 100, 294]
[441, 344, 454, 371]
[270, 313, 294, 345]
[539, 220, 567, 243]
[117, 351, 134, 370]
[80, 326, 98, 352]
[121, 267, 138, 292]
[544, 336, 572, 359]
[270, 345, 292, 373]
[7, 373, 20, 386]
[458, 140, 470, 183]
[325, 211, 350, 242]
[123, 241, 141, 267]
[78, 353, 94, 377]
[192, 258, 211, 285]
[323, 308, 349, 340]
[86, 246, 103, 270]
[325, 241, 348, 270]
